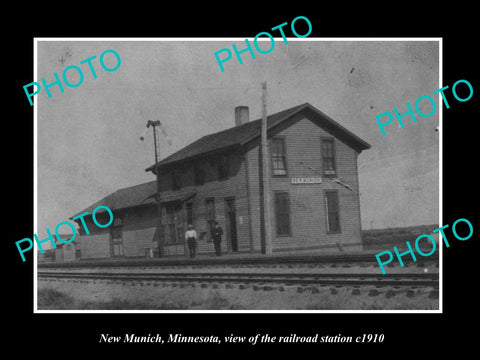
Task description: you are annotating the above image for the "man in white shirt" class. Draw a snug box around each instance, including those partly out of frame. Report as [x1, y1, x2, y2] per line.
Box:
[185, 224, 197, 258]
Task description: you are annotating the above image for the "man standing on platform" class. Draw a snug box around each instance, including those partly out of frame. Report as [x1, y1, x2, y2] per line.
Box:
[212, 221, 223, 256]
[185, 224, 197, 258]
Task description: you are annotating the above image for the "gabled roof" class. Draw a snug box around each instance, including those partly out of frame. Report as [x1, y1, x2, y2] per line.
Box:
[145, 102, 370, 172]
[70, 181, 157, 219]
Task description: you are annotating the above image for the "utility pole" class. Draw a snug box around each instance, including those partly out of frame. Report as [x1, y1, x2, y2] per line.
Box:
[147, 120, 163, 257]
[261, 82, 273, 255]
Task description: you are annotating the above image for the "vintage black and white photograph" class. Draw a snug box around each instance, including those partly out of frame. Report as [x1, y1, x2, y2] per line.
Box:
[34, 39, 440, 311]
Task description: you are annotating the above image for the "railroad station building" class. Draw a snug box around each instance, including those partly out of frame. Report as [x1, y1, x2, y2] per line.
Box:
[53, 234, 80, 262]
[70, 181, 160, 259]
[71, 102, 370, 260]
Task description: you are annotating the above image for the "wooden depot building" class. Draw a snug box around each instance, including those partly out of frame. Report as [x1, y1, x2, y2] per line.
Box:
[71, 103, 370, 260]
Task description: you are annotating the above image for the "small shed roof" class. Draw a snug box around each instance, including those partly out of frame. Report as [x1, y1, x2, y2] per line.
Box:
[70, 182, 197, 220]
[70, 181, 157, 219]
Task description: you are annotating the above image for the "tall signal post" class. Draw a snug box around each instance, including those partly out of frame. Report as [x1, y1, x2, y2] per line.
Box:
[146, 120, 163, 257]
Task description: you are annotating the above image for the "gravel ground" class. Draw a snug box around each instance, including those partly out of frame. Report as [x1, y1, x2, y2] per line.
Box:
[37, 277, 439, 311]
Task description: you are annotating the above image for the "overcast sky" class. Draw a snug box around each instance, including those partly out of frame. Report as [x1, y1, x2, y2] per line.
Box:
[36, 39, 439, 242]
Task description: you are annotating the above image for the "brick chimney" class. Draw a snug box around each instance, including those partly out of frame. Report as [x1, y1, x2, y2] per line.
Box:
[235, 106, 249, 127]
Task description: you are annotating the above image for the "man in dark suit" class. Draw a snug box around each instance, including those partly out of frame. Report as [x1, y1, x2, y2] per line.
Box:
[212, 221, 223, 256]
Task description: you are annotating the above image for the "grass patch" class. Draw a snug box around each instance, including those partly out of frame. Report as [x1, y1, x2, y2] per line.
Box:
[362, 224, 439, 251]
[37, 287, 245, 310]
[303, 292, 439, 310]
[79, 298, 155, 310]
[38, 288, 75, 309]
[38, 287, 161, 310]
[205, 292, 231, 309]
[303, 292, 350, 310]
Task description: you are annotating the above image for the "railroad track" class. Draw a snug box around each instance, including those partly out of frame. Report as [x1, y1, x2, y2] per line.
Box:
[38, 271, 439, 288]
[38, 252, 439, 269]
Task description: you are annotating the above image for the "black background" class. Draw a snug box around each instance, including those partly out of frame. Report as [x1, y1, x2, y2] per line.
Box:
[5, 5, 478, 356]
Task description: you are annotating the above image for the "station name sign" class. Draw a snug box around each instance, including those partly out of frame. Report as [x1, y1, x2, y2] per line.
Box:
[291, 177, 322, 184]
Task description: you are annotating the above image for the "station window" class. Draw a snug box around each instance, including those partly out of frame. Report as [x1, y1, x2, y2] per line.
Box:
[321, 138, 336, 176]
[271, 137, 287, 176]
[325, 190, 341, 233]
[274, 192, 291, 236]
[218, 154, 229, 180]
[194, 162, 205, 186]
[172, 169, 182, 190]
[186, 202, 194, 227]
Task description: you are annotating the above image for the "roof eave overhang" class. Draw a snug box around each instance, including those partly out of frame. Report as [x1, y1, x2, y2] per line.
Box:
[144, 143, 242, 173]
[69, 201, 158, 221]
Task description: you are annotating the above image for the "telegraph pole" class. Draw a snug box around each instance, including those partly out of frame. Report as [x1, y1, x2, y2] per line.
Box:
[261, 82, 273, 255]
[147, 120, 163, 257]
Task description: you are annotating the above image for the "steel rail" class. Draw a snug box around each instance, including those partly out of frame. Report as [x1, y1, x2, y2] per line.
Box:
[38, 271, 439, 287]
[38, 253, 439, 269]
